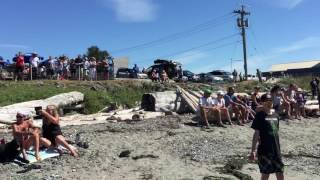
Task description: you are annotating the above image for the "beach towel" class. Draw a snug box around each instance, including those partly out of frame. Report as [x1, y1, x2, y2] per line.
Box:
[14, 148, 60, 164]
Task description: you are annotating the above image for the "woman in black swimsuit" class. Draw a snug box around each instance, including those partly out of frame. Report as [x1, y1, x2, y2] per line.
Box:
[40, 105, 78, 157]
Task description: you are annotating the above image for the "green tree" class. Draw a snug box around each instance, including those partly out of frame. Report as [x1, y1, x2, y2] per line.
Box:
[86, 46, 110, 61]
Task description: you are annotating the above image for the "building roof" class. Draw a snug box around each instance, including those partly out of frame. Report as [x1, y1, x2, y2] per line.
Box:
[270, 60, 320, 72]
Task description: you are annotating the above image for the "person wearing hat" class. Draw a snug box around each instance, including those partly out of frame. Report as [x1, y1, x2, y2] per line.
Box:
[30, 52, 40, 79]
[12, 112, 41, 161]
[199, 89, 225, 128]
[214, 91, 233, 125]
[250, 93, 284, 180]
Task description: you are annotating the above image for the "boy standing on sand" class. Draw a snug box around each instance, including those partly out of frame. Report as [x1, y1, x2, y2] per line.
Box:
[250, 94, 284, 180]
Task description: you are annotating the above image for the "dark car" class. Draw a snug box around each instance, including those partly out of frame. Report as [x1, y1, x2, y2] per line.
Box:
[146, 59, 181, 79]
[116, 68, 137, 78]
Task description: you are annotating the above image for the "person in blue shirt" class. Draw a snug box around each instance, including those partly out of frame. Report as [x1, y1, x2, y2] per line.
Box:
[133, 64, 139, 73]
[224, 87, 247, 125]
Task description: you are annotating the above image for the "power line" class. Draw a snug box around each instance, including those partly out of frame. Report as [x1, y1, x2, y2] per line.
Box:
[110, 13, 235, 54]
[163, 34, 239, 58]
[169, 41, 241, 60]
[247, 27, 268, 57]
[136, 33, 239, 63]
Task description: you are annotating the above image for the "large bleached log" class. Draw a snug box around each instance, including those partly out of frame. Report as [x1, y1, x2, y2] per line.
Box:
[177, 87, 198, 113]
[141, 91, 177, 112]
[0, 91, 84, 125]
[178, 87, 198, 105]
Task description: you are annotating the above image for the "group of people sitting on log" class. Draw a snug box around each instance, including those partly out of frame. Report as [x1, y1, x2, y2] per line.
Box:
[0, 105, 78, 163]
[198, 84, 308, 128]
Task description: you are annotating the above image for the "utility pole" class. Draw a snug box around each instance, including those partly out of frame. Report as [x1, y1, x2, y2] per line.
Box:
[234, 5, 250, 80]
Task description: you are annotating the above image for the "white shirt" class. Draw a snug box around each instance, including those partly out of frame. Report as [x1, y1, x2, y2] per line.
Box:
[48, 59, 55, 69]
[84, 60, 90, 70]
[199, 97, 214, 107]
[214, 98, 225, 107]
[31, 57, 40, 68]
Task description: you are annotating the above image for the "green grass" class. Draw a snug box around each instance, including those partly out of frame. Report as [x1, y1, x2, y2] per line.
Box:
[0, 80, 159, 114]
[224, 76, 313, 93]
[277, 76, 312, 91]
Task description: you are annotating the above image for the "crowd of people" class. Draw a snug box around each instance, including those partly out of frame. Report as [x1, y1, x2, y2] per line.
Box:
[198, 83, 317, 180]
[198, 83, 311, 128]
[1, 52, 114, 81]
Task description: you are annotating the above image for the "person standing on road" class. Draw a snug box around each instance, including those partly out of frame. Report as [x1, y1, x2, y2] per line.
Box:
[30, 52, 40, 79]
[250, 93, 284, 180]
[102, 57, 109, 80]
[310, 77, 319, 100]
[15, 52, 25, 81]
[75, 55, 83, 80]
[89, 57, 97, 81]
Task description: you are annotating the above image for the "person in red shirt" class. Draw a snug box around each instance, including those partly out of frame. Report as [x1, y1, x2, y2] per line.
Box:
[15, 52, 25, 81]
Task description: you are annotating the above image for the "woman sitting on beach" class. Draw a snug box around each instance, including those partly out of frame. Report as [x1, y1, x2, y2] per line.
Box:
[39, 105, 78, 157]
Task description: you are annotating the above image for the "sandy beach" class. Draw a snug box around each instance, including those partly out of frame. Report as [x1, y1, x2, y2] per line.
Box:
[0, 115, 319, 180]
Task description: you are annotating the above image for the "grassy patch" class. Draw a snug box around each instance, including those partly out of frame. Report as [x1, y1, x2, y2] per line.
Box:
[0, 80, 159, 114]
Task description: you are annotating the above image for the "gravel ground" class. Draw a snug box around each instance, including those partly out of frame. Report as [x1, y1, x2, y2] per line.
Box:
[0, 115, 319, 180]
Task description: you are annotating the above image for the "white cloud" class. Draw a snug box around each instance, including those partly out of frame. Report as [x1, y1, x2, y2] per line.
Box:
[274, 36, 320, 53]
[279, 0, 304, 9]
[108, 0, 158, 22]
[0, 44, 30, 49]
[267, 0, 305, 9]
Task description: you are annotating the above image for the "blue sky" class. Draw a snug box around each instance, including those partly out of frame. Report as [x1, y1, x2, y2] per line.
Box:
[0, 0, 319, 73]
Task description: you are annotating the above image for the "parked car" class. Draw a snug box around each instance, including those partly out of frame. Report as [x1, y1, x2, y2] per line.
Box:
[207, 70, 233, 81]
[198, 73, 223, 83]
[247, 74, 267, 81]
[183, 70, 200, 82]
[116, 68, 147, 79]
[117, 68, 136, 78]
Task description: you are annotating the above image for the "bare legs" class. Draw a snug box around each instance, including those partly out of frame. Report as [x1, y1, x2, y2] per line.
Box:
[23, 131, 41, 161]
[220, 107, 233, 125]
[55, 135, 78, 157]
[40, 135, 78, 157]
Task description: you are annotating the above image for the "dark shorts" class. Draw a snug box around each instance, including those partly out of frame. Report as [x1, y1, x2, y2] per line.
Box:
[43, 130, 62, 146]
[258, 154, 284, 174]
[15, 66, 24, 73]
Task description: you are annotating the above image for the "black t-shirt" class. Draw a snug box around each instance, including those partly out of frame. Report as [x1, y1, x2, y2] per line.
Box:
[75, 58, 83, 68]
[251, 111, 281, 158]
